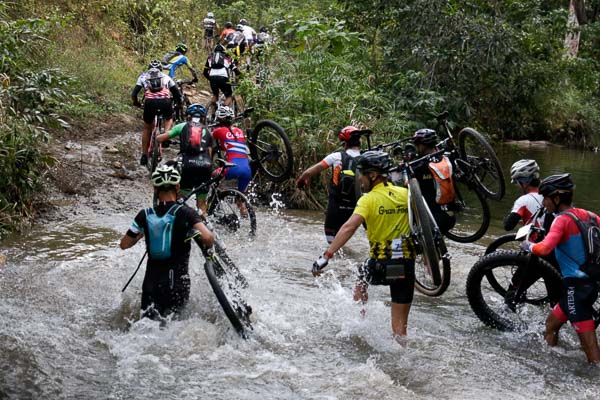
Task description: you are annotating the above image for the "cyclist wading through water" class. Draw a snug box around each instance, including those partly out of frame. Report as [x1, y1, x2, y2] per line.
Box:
[119, 165, 214, 321]
[312, 151, 418, 337]
[521, 173, 600, 363]
[297, 125, 365, 244]
[131, 60, 182, 166]
[156, 104, 213, 215]
[504, 159, 545, 231]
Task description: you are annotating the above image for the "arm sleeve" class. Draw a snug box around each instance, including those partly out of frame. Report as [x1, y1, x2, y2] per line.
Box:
[131, 84, 142, 99]
[127, 210, 145, 237]
[169, 84, 182, 103]
[168, 123, 186, 138]
[503, 212, 522, 231]
[531, 216, 566, 257]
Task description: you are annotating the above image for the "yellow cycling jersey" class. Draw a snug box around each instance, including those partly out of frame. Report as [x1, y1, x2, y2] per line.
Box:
[353, 182, 416, 260]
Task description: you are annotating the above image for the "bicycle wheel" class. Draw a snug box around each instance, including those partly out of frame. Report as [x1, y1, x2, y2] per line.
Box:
[444, 179, 490, 243]
[466, 250, 562, 331]
[415, 253, 451, 297]
[206, 101, 218, 125]
[409, 178, 442, 287]
[250, 120, 294, 183]
[458, 128, 505, 201]
[204, 258, 252, 339]
[209, 189, 256, 237]
[485, 234, 518, 255]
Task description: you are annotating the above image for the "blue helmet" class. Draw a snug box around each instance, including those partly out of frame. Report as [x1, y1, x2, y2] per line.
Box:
[186, 103, 206, 117]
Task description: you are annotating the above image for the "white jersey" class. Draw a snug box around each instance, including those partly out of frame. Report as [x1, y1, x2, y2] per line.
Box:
[510, 192, 543, 225]
[320, 148, 361, 168]
[203, 17, 216, 31]
[241, 25, 256, 42]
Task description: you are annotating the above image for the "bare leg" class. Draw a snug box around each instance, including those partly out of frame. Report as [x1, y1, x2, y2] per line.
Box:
[545, 312, 564, 346]
[578, 331, 600, 363]
[163, 118, 173, 134]
[391, 302, 411, 336]
[142, 122, 152, 154]
[223, 95, 232, 107]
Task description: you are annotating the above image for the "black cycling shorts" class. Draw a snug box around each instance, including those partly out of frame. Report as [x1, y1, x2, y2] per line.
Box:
[324, 199, 354, 243]
[209, 76, 232, 98]
[553, 277, 598, 332]
[143, 97, 173, 124]
[180, 157, 212, 194]
[357, 258, 416, 304]
[141, 268, 190, 320]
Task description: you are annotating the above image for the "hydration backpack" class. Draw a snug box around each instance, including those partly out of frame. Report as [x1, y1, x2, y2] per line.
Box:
[181, 122, 206, 155]
[428, 156, 455, 205]
[161, 51, 179, 66]
[145, 204, 183, 260]
[146, 69, 164, 93]
[563, 211, 600, 280]
[333, 151, 359, 204]
[211, 52, 225, 69]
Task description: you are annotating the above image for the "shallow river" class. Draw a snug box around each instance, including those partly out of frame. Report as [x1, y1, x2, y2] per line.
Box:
[1, 143, 599, 399]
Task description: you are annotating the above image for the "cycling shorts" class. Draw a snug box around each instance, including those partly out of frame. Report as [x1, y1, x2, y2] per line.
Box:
[180, 157, 212, 196]
[552, 277, 599, 333]
[143, 98, 173, 124]
[141, 267, 190, 320]
[204, 29, 214, 38]
[324, 198, 355, 243]
[209, 75, 232, 98]
[357, 258, 415, 304]
[224, 157, 252, 192]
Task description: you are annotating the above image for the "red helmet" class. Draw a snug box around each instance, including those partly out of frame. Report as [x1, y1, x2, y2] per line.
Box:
[338, 126, 359, 141]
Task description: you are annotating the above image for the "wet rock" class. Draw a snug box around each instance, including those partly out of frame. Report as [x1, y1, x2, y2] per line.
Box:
[113, 161, 122, 169]
[65, 142, 82, 151]
[105, 146, 120, 154]
[0, 253, 6, 266]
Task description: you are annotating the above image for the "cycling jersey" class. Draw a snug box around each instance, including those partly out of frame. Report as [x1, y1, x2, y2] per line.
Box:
[161, 52, 196, 79]
[135, 70, 175, 100]
[204, 53, 235, 78]
[203, 17, 217, 36]
[510, 191, 543, 225]
[321, 149, 361, 202]
[531, 208, 600, 278]
[212, 126, 251, 192]
[353, 182, 416, 260]
[241, 25, 256, 42]
[220, 28, 235, 40]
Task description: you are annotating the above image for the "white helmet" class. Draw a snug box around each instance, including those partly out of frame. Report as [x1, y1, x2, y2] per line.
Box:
[510, 159, 540, 183]
[151, 164, 181, 187]
[216, 105, 234, 120]
[207, 12, 214, 18]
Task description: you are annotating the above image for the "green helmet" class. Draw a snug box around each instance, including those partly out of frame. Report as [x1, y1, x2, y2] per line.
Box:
[151, 164, 181, 187]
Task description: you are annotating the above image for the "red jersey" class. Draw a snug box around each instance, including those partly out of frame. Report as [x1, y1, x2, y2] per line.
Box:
[212, 126, 248, 161]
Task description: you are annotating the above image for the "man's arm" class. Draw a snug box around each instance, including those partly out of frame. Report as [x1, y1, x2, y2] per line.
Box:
[326, 214, 364, 255]
[193, 221, 214, 247]
[297, 162, 327, 188]
[503, 212, 522, 231]
[120, 232, 142, 249]
[131, 85, 143, 107]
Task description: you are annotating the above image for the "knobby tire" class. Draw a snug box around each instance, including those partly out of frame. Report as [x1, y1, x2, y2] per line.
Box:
[250, 120, 293, 183]
[466, 250, 562, 331]
[444, 179, 490, 243]
[458, 128, 505, 201]
[209, 189, 257, 238]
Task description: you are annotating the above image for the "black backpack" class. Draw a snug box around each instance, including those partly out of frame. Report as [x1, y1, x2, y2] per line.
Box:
[563, 211, 600, 280]
[211, 52, 225, 69]
[333, 151, 358, 204]
[146, 69, 164, 93]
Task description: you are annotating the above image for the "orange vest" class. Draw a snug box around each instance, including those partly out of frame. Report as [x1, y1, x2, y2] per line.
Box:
[428, 156, 455, 204]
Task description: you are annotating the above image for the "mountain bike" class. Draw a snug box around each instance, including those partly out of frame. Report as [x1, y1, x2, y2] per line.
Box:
[467, 221, 600, 332]
[173, 79, 194, 122]
[209, 107, 294, 183]
[388, 151, 452, 297]
[147, 114, 164, 175]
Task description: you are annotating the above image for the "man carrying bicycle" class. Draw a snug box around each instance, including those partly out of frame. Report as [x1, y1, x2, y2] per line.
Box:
[202, 12, 219, 50]
[156, 104, 213, 215]
[409, 129, 456, 234]
[119, 165, 214, 321]
[211, 106, 252, 204]
[296, 126, 363, 244]
[504, 159, 544, 230]
[312, 151, 418, 337]
[161, 43, 199, 82]
[521, 174, 600, 363]
[202, 44, 240, 109]
[131, 60, 182, 166]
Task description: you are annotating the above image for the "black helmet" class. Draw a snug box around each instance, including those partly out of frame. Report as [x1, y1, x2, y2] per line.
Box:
[539, 173, 575, 197]
[259, 26, 268, 33]
[356, 151, 391, 175]
[175, 42, 188, 53]
[213, 43, 225, 53]
[224, 21, 233, 29]
[411, 128, 437, 146]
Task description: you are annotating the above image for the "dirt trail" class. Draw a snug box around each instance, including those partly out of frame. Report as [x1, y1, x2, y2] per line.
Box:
[43, 87, 213, 223]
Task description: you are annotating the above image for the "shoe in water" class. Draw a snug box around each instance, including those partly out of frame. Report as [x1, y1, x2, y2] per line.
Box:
[140, 154, 148, 166]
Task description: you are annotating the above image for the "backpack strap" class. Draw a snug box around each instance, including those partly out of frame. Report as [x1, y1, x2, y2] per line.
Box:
[167, 203, 183, 216]
[562, 211, 592, 261]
